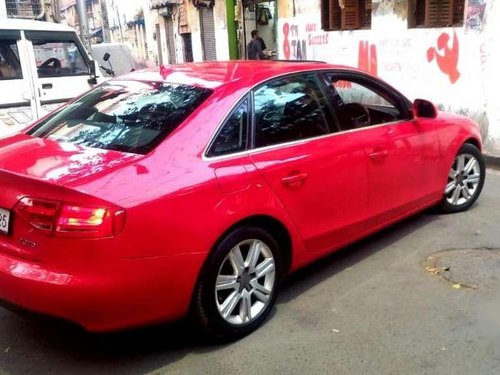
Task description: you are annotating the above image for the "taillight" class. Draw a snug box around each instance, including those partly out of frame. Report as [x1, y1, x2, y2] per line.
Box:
[15, 197, 125, 238]
[15, 197, 59, 232]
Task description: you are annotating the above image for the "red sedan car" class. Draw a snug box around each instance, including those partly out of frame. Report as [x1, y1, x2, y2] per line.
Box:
[0, 61, 485, 340]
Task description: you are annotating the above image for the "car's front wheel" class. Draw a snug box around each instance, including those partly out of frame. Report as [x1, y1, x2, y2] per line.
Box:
[441, 143, 485, 213]
[193, 227, 283, 341]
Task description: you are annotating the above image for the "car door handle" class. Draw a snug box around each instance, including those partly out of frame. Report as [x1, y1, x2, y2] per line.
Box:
[42, 83, 53, 89]
[281, 172, 308, 187]
[369, 149, 388, 160]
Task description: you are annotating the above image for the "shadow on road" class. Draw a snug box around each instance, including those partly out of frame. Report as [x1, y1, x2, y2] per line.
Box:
[0, 211, 438, 374]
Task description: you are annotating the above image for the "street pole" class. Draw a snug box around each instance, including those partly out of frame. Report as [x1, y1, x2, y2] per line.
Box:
[76, 0, 91, 49]
[100, 0, 111, 43]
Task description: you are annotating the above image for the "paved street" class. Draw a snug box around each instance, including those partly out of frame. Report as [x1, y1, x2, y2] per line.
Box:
[1, 170, 500, 375]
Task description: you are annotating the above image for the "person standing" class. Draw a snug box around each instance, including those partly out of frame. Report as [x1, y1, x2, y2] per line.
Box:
[247, 30, 265, 60]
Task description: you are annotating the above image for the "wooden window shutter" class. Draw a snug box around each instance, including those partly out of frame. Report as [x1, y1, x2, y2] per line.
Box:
[322, 0, 329, 30]
[178, 3, 190, 34]
[453, 0, 465, 25]
[439, 0, 454, 25]
[424, 0, 440, 26]
[361, 0, 372, 28]
[329, 0, 341, 30]
[341, 0, 360, 30]
[425, 0, 454, 26]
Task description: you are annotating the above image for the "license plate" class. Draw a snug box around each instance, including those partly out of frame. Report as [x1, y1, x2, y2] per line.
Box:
[0, 207, 10, 234]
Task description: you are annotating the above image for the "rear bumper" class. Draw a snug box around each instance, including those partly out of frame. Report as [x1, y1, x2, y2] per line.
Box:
[0, 251, 206, 332]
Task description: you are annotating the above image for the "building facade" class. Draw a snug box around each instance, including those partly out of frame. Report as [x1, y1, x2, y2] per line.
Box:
[150, 0, 234, 64]
[149, 0, 279, 63]
[275, 0, 499, 156]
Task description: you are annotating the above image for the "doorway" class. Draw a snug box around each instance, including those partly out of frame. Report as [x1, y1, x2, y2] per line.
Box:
[243, 1, 277, 59]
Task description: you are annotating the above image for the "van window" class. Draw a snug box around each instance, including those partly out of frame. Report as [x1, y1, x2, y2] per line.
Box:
[32, 40, 89, 78]
[0, 39, 22, 80]
[28, 80, 213, 155]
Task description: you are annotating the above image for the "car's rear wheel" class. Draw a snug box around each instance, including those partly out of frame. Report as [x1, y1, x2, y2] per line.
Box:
[440, 143, 485, 213]
[193, 227, 283, 341]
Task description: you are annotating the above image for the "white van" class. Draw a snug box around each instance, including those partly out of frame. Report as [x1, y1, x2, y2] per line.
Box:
[91, 42, 137, 77]
[0, 19, 104, 136]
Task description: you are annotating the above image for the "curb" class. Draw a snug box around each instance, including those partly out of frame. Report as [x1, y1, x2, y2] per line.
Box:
[485, 154, 500, 169]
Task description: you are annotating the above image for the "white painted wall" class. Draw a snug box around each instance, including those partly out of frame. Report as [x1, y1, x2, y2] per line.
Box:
[142, 0, 158, 63]
[277, 0, 500, 156]
[0, 0, 7, 18]
[158, 15, 169, 64]
[186, 2, 203, 62]
[214, 0, 230, 60]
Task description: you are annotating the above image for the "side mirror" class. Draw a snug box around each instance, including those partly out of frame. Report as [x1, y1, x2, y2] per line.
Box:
[87, 60, 98, 85]
[413, 99, 437, 119]
[103, 52, 111, 62]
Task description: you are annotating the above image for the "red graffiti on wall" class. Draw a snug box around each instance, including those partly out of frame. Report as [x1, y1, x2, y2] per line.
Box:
[427, 31, 460, 84]
[283, 23, 291, 60]
[358, 41, 378, 76]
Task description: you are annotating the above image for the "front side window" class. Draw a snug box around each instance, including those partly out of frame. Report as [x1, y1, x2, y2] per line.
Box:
[326, 75, 404, 131]
[0, 39, 22, 80]
[207, 99, 248, 157]
[28, 81, 212, 154]
[32, 40, 88, 77]
[253, 74, 333, 148]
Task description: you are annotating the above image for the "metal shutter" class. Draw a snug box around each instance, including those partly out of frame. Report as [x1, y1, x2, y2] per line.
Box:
[200, 7, 217, 61]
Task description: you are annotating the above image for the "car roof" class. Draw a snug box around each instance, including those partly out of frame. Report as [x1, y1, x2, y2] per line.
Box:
[1, 19, 75, 32]
[120, 60, 359, 90]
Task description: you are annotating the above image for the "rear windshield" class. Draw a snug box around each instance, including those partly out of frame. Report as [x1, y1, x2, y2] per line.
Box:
[28, 80, 212, 154]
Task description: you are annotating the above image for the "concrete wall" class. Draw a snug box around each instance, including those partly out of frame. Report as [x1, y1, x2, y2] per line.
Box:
[277, 0, 500, 156]
[0, 0, 7, 18]
[213, 0, 230, 60]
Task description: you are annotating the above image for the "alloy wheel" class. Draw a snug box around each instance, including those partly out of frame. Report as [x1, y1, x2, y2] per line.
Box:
[215, 239, 276, 326]
[445, 153, 481, 206]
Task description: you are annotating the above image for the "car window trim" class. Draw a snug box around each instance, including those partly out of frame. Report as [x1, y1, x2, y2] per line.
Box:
[206, 94, 251, 158]
[204, 117, 410, 162]
[322, 70, 413, 120]
[203, 68, 414, 161]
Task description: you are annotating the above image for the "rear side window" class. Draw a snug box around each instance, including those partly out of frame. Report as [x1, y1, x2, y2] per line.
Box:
[0, 39, 22, 80]
[253, 74, 333, 148]
[28, 81, 212, 154]
[207, 99, 248, 157]
[32, 40, 88, 77]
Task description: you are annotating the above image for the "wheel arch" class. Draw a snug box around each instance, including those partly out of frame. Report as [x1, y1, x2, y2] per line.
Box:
[188, 214, 294, 320]
[463, 137, 482, 152]
[210, 214, 293, 276]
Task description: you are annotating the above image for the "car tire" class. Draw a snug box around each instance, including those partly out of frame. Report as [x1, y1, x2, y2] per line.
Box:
[440, 143, 485, 213]
[193, 226, 283, 341]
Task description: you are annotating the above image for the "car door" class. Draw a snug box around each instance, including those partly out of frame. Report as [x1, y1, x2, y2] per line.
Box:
[249, 73, 369, 253]
[0, 30, 37, 134]
[325, 72, 441, 226]
[23, 30, 94, 116]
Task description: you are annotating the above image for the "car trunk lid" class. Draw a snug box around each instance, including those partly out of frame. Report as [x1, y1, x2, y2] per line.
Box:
[0, 134, 140, 261]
